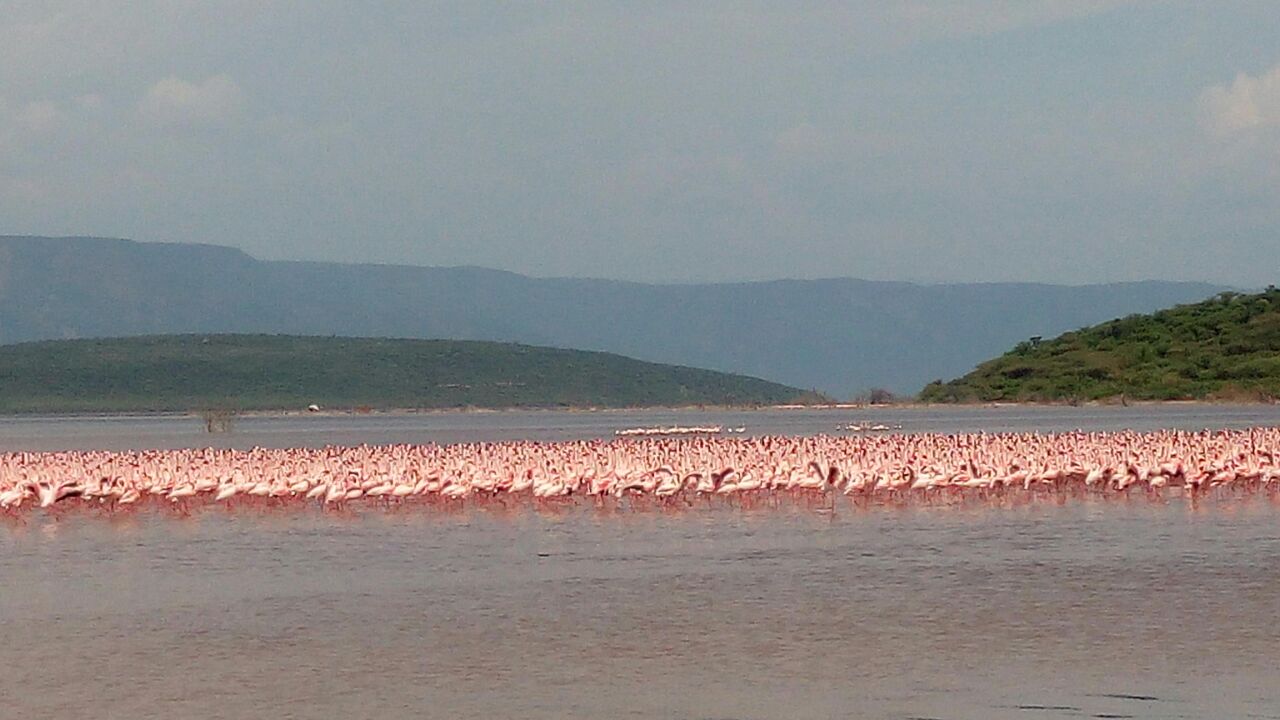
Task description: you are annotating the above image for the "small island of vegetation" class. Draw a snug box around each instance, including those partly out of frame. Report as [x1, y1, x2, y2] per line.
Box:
[0, 334, 819, 413]
[920, 288, 1280, 403]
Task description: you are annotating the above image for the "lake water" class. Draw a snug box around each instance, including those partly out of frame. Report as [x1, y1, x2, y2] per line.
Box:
[4, 405, 1280, 719]
[3, 403, 1280, 451]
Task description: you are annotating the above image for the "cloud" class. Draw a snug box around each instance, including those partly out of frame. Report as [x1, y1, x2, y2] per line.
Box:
[1200, 64, 1280, 136]
[139, 74, 245, 128]
[16, 100, 60, 132]
[893, 0, 1144, 39]
[2, 3, 1279, 287]
[774, 122, 828, 157]
[77, 93, 104, 112]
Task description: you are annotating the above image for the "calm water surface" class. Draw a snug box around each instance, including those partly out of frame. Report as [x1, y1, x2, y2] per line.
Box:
[2, 403, 1280, 451]
[3, 406, 1280, 719]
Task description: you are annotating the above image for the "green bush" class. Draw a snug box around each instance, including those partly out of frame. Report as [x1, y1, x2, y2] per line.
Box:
[921, 286, 1280, 402]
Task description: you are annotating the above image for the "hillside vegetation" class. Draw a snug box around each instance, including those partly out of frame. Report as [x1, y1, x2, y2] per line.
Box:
[0, 235, 1226, 395]
[919, 289, 1280, 403]
[0, 335, 815, 413]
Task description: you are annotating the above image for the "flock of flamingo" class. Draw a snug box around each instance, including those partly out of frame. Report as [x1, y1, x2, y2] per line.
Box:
[3, 427, 1280, 517]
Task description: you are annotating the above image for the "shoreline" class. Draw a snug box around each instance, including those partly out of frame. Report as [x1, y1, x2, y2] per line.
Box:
[1, 397, 1277, 421]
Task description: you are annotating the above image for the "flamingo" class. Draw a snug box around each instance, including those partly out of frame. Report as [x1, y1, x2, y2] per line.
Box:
[3, 427, 1280, 519]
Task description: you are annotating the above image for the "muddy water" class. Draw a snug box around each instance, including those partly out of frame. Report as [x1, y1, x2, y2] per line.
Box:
[3, 405, 1280, 719]
[3, 498, 1280, 719]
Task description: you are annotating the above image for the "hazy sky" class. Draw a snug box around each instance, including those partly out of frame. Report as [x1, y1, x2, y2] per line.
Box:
[3, 1, 1279, 284]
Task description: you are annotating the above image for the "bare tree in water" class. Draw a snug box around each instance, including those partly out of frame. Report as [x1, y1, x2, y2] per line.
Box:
[199, 408, 238, 433]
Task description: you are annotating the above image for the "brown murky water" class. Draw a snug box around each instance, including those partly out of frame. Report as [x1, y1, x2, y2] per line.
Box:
[4, 500, 1280, 719]
[4, 406, 1280, 719]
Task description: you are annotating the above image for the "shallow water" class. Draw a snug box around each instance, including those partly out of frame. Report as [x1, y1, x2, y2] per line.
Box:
[4, 406, 1280, 719]
[2, 403, 1279, 451]
[4, 500, 1280, 719]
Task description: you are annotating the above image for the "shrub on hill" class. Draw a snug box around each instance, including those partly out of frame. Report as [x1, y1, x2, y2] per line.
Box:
[920, 288, 1280, 403]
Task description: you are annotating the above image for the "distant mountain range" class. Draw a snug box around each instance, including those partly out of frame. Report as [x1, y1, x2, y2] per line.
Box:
[0, 236, 1229, 396]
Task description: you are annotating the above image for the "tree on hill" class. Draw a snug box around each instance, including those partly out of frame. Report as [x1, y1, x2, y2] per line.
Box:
[919, 287, 1280, 403]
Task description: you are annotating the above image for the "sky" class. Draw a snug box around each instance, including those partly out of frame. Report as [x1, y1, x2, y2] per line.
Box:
[2, 1, 1279, 285]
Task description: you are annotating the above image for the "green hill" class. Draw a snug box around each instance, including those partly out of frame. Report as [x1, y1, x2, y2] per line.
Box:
[919, 288, 1280, 403]
[0, 236, 1228, 396]
[0, 335, 816, 413]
